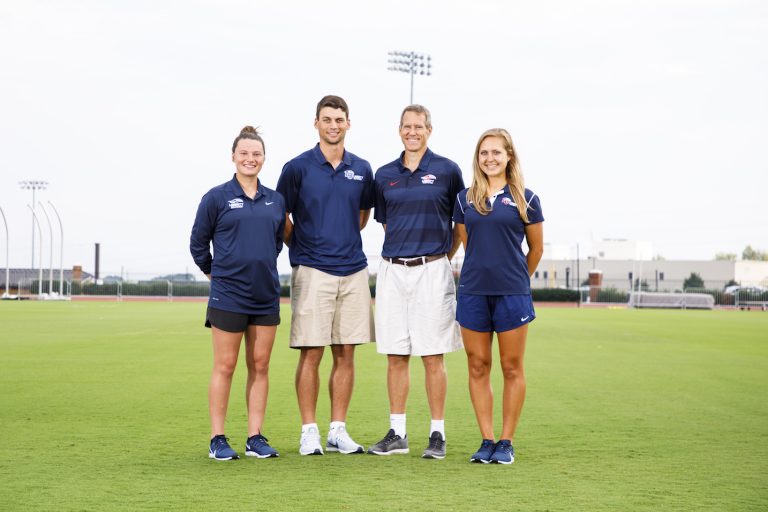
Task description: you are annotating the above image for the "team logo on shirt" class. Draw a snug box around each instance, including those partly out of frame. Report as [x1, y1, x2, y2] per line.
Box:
[228, 198, 244, 209]
[344, 170, 364, 181]
[421, 174, 436, 185]
[501, 197, 516, 206]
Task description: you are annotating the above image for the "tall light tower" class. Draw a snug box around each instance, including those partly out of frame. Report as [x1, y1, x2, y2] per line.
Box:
[48, 201, 64, 295]
[38, 202, 54, 294]
[19, 180, 48, 268]
[0, 206, 9, 298]
[27, 205, 44, 296]
[388, 51, 432, 104]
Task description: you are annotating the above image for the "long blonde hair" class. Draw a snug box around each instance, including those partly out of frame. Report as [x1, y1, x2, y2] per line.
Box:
[467, 128, 529, 222]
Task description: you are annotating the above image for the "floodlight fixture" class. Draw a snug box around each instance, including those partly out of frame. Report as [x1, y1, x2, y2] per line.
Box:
[19, 180, 48, 268]
[388, 51, 432, 104]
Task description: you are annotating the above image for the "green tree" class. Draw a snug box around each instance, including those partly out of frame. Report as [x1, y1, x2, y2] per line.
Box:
[742, 245, 768, 261]
[715, 252, 737, 261]
[683, 272, 705, 289]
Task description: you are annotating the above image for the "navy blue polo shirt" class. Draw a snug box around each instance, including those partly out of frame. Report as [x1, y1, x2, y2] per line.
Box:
[374, 149, 465, 258]
[190, 174, 286, 315]
[276, 144, 374, 276]
[453, 186, 544, 295]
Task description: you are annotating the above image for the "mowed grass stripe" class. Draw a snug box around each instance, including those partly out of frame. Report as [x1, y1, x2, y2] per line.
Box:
[0, 302, 766, 511]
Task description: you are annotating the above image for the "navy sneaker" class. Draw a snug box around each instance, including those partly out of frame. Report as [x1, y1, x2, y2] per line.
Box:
[490, 439, 514, 464]
[245, 434, 279, 458]
[209, 435, 239, 460]
[470, 439, 495, 463]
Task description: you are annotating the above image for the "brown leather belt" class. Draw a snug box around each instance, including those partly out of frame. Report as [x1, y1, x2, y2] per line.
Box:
[386, 254, 446, 267]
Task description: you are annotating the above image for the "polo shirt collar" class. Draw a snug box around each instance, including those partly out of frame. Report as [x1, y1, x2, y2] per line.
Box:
[312, 143, 352, 167]
[397, 147, 434, 174]
[225, 173, 263, 200]
[489, 184, 511, 206]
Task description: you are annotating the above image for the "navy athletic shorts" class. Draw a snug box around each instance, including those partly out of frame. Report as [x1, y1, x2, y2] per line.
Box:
[456, 294, 535, 333]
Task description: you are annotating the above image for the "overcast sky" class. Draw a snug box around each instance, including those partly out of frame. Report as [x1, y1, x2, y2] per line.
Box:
[1, 0, 766, 279]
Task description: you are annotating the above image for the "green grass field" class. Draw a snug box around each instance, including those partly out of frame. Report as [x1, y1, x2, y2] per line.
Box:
[1, 302, 766, 511]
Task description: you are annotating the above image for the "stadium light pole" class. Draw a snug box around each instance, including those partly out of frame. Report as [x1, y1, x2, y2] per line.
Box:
[38, 202, 54, 294]
[19, 180, 48, 268]
[27, 204, 44, 296]
[48, 201, 64, 295]
[387, 51, 432, 104]
[0, 206, 8, 297]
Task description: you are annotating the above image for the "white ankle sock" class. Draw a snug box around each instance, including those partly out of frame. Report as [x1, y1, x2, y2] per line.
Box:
[329, 421, 345, 432]
[302, 422, 319, 433]
[430, 419, 445, 439]
[390, 414, 406, 438]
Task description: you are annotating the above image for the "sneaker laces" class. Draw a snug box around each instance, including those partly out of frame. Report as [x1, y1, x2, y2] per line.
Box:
[334, 427, 355, 444]
[301, 428, 320, 445]
[381, 429, 400, 446]
[330, 425, 346, 441]
[428, 434, 444, 450]
[211, 435, 231, 451]
[249, 434, 269, 447]
[480, 439, 495, 452]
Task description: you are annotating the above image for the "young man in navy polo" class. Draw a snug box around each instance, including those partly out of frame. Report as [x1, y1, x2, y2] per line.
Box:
[276, 95, 374, 456]
[367, 105, 465, 459]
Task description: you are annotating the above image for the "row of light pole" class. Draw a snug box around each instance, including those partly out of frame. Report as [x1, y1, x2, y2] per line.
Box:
[29, 200, 65, 296]
[0, 182, 64, 298]
[0, 207, 8, 298]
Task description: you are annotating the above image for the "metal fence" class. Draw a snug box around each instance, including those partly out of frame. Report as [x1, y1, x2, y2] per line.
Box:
[10, 279, 211, 301]
[9, 278, 767, 310]
[578, 286, 767, 309]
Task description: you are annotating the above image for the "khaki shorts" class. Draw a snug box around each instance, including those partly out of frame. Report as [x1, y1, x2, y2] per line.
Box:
[289, 265, 374, 348]
[374, 256, 463, 356]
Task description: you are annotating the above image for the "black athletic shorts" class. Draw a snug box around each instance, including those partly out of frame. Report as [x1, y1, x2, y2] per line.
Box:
[205, 306, 280, 332]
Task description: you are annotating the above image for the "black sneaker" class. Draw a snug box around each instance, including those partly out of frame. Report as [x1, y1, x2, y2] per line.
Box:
[470, 439, 495, 463]
[367, 429, 409, 455]
[421, 431, 446, 459]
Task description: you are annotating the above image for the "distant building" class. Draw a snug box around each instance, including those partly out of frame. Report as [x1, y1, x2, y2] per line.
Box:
[533, 259, 768, 291]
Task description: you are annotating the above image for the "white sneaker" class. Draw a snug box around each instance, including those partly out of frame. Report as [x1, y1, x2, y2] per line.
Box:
[299, 426, 324, 456]
[326, 425, 364, 454]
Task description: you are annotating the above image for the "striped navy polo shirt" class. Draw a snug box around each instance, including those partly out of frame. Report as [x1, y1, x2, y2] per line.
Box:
[374, 149, 465, 258]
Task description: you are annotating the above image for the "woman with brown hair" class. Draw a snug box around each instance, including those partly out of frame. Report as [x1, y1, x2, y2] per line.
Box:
[190, 126, 286, 460]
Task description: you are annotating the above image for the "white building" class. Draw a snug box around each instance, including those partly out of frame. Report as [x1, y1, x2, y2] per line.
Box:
[532, 258, 768, 291]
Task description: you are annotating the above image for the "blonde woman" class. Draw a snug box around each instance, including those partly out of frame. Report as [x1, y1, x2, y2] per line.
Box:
[452, 128, 544, 464]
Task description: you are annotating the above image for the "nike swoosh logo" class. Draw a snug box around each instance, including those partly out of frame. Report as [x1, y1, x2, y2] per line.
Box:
[520, 316, 530, 322]
[265, 202, 274, 205]
[389, 181, 399, 186]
